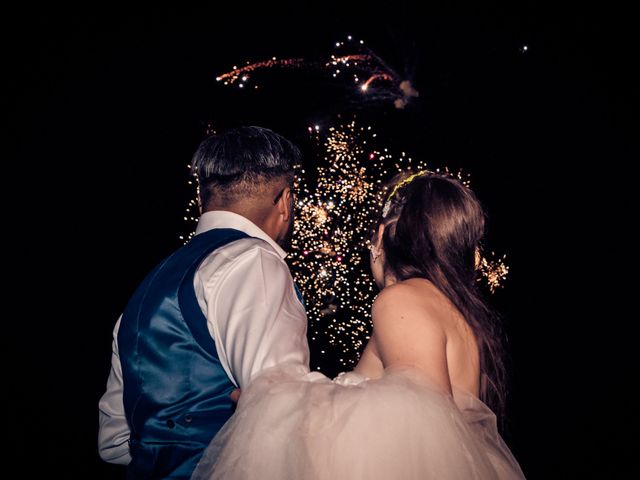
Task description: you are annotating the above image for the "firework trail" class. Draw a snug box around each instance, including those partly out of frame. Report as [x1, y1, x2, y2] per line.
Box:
[215, 36, 419, 109]
[215, 58, 305, 87]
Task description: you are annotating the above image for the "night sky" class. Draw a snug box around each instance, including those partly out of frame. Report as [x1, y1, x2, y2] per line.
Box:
[7, 3, 635, 478]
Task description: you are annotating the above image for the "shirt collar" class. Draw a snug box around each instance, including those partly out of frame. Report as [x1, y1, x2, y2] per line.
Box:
[194, 210, 287, 259]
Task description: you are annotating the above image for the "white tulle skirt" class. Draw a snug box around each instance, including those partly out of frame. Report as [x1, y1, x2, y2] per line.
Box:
[192, 364, 525, 480]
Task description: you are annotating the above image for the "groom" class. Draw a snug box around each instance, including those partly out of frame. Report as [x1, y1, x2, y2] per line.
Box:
[98, 126, 313, 479]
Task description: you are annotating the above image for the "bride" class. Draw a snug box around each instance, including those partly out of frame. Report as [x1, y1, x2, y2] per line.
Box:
[192, 171, 526, 479]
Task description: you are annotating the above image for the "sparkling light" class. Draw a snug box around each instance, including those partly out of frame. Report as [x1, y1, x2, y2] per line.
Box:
[477, 252, 510, 293]
[289, 120, 435, 367]
[288, 120, 507, 367]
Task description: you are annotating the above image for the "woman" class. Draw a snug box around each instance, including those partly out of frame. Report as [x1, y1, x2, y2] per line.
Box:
[192, 171, 525, 479]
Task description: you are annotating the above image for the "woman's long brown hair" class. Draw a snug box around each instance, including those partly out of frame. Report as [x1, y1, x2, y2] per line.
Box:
[375, 172, 507, 416]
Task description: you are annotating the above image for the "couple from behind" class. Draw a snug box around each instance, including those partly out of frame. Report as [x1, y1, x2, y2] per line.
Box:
[99, 126, 525, 479]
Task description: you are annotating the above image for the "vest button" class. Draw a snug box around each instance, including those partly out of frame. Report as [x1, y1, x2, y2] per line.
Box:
[184, 414, 193, 423]
[166, 419, 175, 429]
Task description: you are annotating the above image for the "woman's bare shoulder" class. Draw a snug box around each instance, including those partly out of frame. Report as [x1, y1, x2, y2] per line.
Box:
[374, 279, 449, 314]
[372, 279, 448, 330]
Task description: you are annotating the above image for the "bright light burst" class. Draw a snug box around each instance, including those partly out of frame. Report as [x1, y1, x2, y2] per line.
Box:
[288, 121, 507, 367]
[290, 120, 438, 367]
[477, 252, 510, 293]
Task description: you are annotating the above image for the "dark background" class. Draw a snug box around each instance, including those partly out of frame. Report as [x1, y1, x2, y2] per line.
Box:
[6, 3, 636, 478]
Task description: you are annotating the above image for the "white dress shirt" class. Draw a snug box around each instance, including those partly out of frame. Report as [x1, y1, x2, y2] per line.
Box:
[98, 211, 313, 464]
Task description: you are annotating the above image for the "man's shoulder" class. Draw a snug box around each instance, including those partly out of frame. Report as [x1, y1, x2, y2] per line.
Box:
[217, 235, 282, 259]
[198, 236, 285, 274]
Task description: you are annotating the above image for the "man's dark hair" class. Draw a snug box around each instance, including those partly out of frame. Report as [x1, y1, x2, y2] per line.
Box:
[191, 126, 301, 208]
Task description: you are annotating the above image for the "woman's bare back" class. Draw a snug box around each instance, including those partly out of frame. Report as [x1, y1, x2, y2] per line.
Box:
[355, 278, 480, 397]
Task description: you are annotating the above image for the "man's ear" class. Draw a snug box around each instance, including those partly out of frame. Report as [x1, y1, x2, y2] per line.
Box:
[277, 187, 293, 222]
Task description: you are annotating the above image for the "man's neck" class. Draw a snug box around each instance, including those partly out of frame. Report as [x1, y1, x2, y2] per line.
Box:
[203, 206, 278, 244]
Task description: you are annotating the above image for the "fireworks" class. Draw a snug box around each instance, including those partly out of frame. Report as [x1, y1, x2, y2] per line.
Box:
[290, 120, 436, 367]
[215, 57, 304, 87]
[288, 122, 508, 367]
[215, 36, 419, 109]
[477, 252, 510, 293]
[179, 36, 510, 370]
[181, 119, 509, 368]
[179, 172, 199, 244]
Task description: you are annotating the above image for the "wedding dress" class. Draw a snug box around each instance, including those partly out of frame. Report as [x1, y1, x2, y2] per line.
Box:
[192, 363, 525, 479]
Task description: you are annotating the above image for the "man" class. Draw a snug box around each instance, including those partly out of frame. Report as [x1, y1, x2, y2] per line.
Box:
[98, 126, 312, 479]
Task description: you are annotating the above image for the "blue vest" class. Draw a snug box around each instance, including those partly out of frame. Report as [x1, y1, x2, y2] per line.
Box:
[118, 228, 249, 479]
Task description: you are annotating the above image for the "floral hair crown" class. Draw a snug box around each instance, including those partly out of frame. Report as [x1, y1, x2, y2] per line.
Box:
[382, 170, 430, 218]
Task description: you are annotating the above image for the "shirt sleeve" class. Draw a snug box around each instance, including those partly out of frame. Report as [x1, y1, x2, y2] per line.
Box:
[207, 246, 311, 389]
[97, 316, 131, 465]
